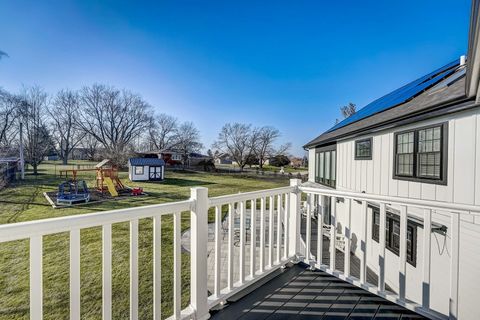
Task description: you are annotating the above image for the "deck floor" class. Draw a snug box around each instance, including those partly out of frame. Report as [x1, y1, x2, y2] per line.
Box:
[210, 263, 425, 320]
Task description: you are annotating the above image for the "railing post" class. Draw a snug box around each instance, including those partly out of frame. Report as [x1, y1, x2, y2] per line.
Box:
[190, 187, 210, 320]
[288, 179, 301, 259]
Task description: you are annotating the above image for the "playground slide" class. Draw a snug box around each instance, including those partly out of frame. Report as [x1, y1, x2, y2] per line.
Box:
[104, 177, 118, 197]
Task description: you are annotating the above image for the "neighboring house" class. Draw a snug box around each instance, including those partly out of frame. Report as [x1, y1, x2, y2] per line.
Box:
[304, 13, 480, 318]
[137, 149, 182, 165]
[128, 158, 165, 181]
[188, 152, 212, 167]
[214, 152, 233, 165]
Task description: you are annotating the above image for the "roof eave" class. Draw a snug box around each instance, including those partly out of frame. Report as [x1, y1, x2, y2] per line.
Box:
[304, 96, 475, 149]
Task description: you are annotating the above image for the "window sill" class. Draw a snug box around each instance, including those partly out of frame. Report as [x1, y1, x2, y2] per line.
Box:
[392, 175, 447, 186]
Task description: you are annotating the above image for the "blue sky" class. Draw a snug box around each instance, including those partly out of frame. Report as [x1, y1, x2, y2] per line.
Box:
[0, 0, 471, 155]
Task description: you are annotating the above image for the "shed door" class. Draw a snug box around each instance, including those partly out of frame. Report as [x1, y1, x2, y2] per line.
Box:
[149, 166, 162, 180]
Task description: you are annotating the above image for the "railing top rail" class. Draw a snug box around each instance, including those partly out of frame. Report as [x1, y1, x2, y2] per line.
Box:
[0, 199, 194, 243]
[208, 186, 295, 207]
[299, 185, 480, 215]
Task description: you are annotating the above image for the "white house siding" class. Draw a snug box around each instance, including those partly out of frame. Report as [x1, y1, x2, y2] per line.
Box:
[308, 107, 480, 319]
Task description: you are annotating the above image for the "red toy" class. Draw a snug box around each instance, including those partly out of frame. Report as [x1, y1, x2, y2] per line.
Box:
[131, 187, 143, 196]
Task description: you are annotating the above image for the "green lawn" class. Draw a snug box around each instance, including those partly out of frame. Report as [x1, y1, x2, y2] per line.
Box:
[0, 161, 288, 320]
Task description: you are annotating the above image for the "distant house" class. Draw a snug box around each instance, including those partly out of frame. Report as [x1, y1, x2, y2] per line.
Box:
[128, 158, 165, 181]
[187, 152, 212, 166]
[214, 153, 233, 165]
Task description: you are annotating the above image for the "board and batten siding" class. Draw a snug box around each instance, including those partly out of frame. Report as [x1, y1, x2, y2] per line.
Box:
[334, 108, 480, 206]
[307, 107, 480, 319]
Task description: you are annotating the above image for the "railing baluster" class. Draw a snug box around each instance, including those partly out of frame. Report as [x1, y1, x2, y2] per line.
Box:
[268, 196, 274, 268]
[227, 203, 234, 290]
[130, 219, 139, 320]
[239, 201, 246, 284]
[276, 194, 282, 263]
[330, 196, 337, 271]
[153, 216, 162, 320]
[214, 205, 222, 296]
[173, 212, 181, 319]
[360, 201, 368, 284]
[250, 199, 257, 278]
[378, 203, 386, 292]
[449, 212, 460, 320]
[30, 235, 43, 320]
[422, 209, 432, 310]
[317, 196, 324, 267]
[306, 193, 312, 262]
[399, 205, 408, 301]
[344, 198, 352, 277]
[102, 224, 112, 320]
[283, 194, 289, 260]
[70, 229, 81, 320]
[260, 197, 265, 273]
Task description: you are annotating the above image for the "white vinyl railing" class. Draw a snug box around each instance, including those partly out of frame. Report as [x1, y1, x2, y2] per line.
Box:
[0, 183, 300, 320]
[1, 179, 478, 319]
[299, 184, 480, 320]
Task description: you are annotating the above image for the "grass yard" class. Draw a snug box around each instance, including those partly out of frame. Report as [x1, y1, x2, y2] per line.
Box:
[0, 161, 288, 320]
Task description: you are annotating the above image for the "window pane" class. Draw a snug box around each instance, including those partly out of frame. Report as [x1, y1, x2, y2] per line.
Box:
[392, 220, 400, 252]
[319, 152, 324, 179]
[325, 151, 330, 180]
[418, 125, 442, 179]
[331, 151, 336, 183]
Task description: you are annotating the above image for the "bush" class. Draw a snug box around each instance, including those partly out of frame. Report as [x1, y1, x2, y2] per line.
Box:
[269, 155, 290, 167]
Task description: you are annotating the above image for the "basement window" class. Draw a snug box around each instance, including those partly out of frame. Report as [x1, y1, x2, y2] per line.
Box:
[371, 206, 417, 267]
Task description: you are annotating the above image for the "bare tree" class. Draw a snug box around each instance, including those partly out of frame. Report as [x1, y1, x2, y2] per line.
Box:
[48, 89, 82, 164]
[254, 126, 280, 169]
[0, 89, 20, 148]
[272, 142, 292, 157]
[80, 133, 99, 161]
[148, 113, 178, 150]
[213, 123, 256, 171]
[340, 102, 356, 118]
[172, 121, 203, 168]
[19, 86, 53, 174]
[77, 84, 152, 166]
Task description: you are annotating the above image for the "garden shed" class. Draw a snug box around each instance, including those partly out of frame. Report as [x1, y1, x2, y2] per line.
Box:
[128, 158, 165, 181]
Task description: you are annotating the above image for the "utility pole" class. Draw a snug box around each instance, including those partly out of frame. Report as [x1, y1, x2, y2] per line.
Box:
[19, 121, 24, 179]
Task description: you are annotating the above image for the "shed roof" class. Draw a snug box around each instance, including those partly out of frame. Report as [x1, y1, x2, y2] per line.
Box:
[129, 158, 165, 166]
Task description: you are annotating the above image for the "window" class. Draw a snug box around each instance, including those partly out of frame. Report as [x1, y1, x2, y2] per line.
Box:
[314, 145, 336, 188]
[371, 206, 417, 266]
[134, 166, 144, 175]
[393, 123, 447, 184]
[355, 138, 372, 160]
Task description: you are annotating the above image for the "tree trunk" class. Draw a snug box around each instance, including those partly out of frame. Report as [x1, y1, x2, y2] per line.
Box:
[33, 163, 38, 175]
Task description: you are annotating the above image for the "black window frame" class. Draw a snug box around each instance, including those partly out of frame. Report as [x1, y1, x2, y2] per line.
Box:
[134, 166, 144, 175]
[393, 122, 448, 185]
[314, 144, 337, 188]
[355, 137, 373, 160]
[371, 206, 417, 267]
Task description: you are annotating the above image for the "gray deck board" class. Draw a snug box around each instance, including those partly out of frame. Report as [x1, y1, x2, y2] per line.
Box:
[210, 263, 425, 320]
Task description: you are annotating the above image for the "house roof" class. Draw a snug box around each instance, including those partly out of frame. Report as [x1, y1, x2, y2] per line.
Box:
[304, 62, 471, 148]
[129, 158, 165, 166]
